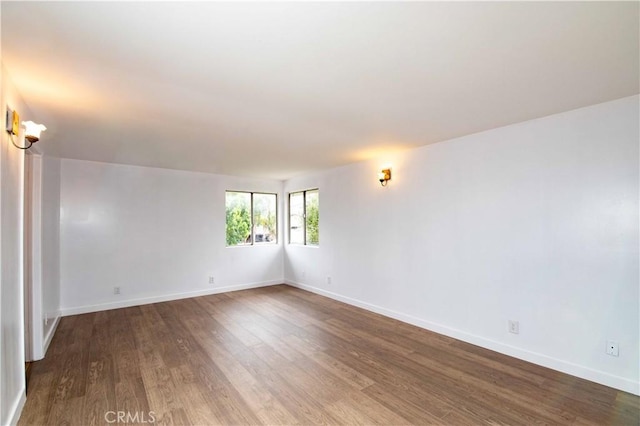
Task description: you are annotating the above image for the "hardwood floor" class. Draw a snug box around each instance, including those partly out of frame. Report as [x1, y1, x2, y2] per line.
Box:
[19, 285, 639, 425]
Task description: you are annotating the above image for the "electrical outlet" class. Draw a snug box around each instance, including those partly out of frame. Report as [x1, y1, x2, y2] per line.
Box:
[508, 320, 519, 334]
[606, 341, 619, 357]
[209, 276, 215, 284]
[327, 276, 332, 285]
[113, 286, 120, 295]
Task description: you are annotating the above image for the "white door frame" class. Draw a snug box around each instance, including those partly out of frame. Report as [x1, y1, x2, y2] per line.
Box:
[23, 150, 44, 361]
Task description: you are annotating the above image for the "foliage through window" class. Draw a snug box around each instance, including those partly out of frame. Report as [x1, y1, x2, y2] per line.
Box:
[289, 189, 319, 245]
[226, 191, 277, 246]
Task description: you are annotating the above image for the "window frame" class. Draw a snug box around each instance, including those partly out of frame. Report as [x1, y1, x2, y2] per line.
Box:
[225, 190, 278, 247]
[288, 188, 319, 246]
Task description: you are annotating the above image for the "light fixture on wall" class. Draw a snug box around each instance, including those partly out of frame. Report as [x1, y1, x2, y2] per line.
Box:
[5, 106, 46, 150]
[378, 168, 391, 187]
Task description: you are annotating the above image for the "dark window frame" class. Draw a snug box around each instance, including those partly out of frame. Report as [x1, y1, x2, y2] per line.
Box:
[225, 190, 278, 247]
[288, 188, 319, 246]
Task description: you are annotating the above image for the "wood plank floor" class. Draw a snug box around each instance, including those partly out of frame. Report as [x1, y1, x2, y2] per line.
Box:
[19, 285, 639, 425]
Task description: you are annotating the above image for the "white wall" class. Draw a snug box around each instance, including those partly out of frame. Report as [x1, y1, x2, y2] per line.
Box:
[60, 160, 284, 315]
[0, 66, 27, 425]
[284, 95, 640, 395]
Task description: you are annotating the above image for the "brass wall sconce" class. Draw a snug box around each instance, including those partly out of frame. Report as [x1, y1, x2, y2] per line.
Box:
[378, 168, 391, 186]
[5, 106, 46, 150]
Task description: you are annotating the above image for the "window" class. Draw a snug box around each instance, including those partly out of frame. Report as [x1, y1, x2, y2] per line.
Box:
[225, 191, 277, 246]
[289, 189, 319, 245]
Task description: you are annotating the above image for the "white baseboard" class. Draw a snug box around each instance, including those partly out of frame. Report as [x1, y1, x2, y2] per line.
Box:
[42, 315, 61, 357]
[284, 280, 640, 396]
[60, 280, 282, 316]
[7, 391, 26, 426]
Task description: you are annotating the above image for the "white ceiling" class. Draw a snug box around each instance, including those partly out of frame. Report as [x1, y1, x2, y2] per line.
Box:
[2, 1, 638, 180]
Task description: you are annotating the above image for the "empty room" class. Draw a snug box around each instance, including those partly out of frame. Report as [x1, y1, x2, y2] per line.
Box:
[1, 1, 638, 425]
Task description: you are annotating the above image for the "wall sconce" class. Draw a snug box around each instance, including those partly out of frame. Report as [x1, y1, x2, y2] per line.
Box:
[378, 168, 391, 187]
[5, 107, 46, 150]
